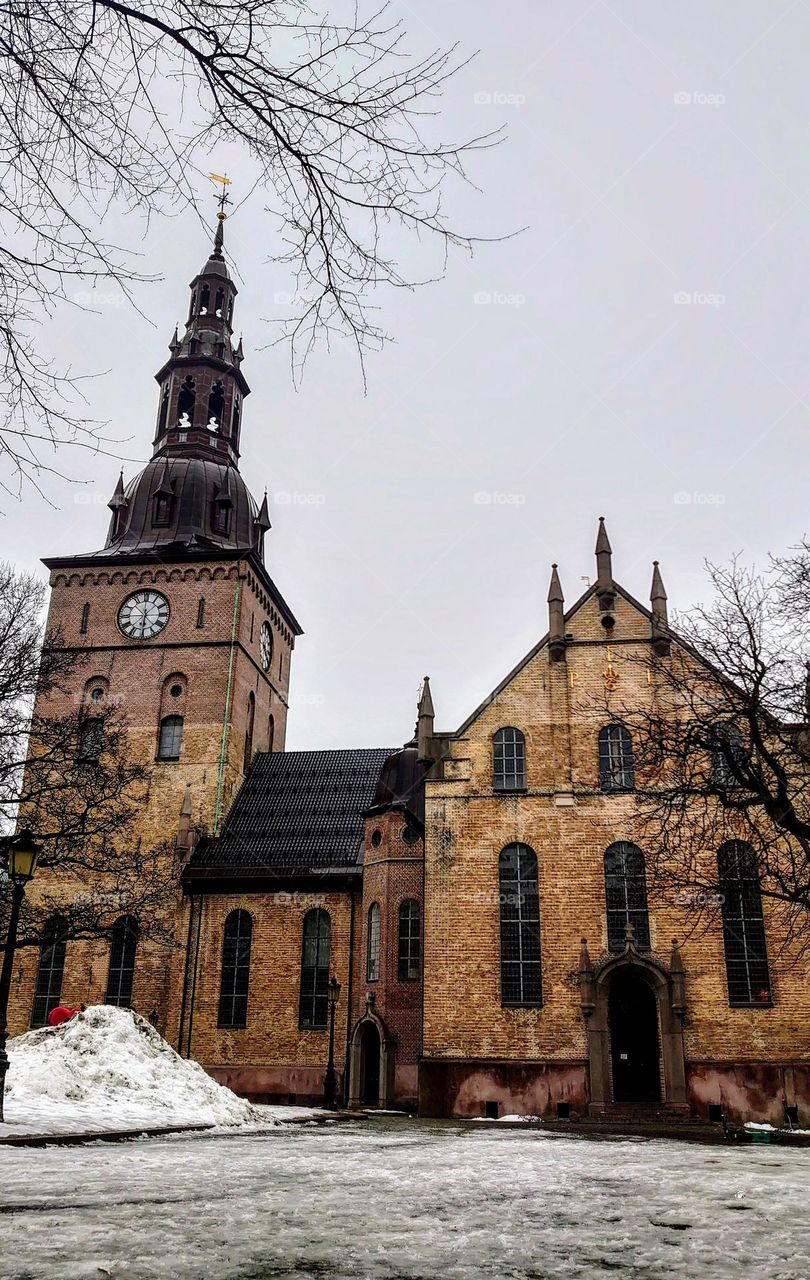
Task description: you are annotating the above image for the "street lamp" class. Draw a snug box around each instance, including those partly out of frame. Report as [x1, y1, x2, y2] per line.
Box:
[0, 829, 42, 1122]
[323, 975, 341, 1111]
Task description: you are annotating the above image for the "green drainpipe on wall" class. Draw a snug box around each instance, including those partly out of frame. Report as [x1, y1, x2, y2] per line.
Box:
[214, 575, 241, 835]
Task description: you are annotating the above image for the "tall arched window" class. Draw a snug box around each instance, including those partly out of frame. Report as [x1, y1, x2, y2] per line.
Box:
[499, 843, 542, 1006]
[299, 909, 331, 1029]
[218, 909, 253, 1028]
[80, 602, 90, 634]
[711, 722, 745, 788]
[158, 715, 183, 761]
[243, 693, 255, 772]
[31, 916, 67, 1027]
[366, 903, 381, 981]
[267, 714, 275, 753]
[398, 899, 421, 981]
[177, 375, 196, 425]
[493, 727, 526, 791]
[207, 380, 225, 427]
[598, 723, 634, 791]
[717, 841, 771, 1005]
[105, 915, 139, 1007]
[604, 842, 650, 951]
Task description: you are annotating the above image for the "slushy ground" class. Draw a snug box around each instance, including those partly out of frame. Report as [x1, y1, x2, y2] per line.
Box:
[0, 1117, 808, 1280]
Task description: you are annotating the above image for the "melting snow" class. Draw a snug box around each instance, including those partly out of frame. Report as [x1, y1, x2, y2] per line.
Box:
[4, 1005, 263, 1135]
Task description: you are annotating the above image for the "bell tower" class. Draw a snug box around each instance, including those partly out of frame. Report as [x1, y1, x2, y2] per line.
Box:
[8, 217, 302, 1034]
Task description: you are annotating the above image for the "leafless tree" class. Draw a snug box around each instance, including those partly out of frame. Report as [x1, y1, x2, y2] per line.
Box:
[613, 549, 810, 955]
[0, 1, 497, 492]
[0, 562, 178, 955]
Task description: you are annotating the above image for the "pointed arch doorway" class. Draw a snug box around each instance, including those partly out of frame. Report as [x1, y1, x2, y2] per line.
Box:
[348, 995, 394, 1109]
[608, 968, 661, 1103]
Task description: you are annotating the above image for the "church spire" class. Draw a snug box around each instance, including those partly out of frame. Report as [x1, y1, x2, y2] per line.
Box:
[151, 216, 250, 467]
[650, 560, 670, 657]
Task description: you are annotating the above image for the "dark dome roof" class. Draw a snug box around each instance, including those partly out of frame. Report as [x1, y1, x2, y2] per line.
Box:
[372, 746, 425, 822]
[105, 456, 261, 557]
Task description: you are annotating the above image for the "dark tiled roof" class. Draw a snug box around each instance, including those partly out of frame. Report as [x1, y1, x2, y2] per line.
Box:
[186, 748, 396, 879]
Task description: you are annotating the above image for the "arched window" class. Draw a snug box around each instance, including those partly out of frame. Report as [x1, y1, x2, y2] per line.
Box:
[214, 288, 224, 317]
[105, 915, 139, 1007]
[78, 718, 103, 762]
[31, 916, 67, 1027]
[158, 384, 169, 434]
[711, 722, 745, 788]
[604, 842, 650, 951]
[231, 396, 241, 440]
[366, 903, 381, 981]
[199, 284, 210, 314]
[243, 693, 255, 772]
[398, 900, 420, 981]
[267, 714, 275, 753]
[493, 727, 526, 791]
[196, 596, 206, 629]
[499, 843, 542, 1006]
[299, 909, 331, 1029]
[80, 601, 90, 634]
[177, 375, 196, 425]
[717, 841, 771, 1005]
[218, 909, 253, 1028]
[207, 380, 225, 427]
[157, 715, 183, 761]
[598, 724, 634, 791]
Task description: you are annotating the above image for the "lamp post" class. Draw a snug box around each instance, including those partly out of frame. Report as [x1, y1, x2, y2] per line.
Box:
[323, 975, 341, 1111]
[0, 829, 42, 1122]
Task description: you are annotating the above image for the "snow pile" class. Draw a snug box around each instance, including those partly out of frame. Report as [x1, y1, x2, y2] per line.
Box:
[6, 1005, 264, 1134]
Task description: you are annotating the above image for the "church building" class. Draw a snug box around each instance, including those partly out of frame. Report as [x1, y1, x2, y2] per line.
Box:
[8, 223, 809, 1126]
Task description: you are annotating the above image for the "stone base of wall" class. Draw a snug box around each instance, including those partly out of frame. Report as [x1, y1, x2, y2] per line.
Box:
[687, 1062, 810, 1126]
[418, 1060, 589, 1119]
[205, 1064, 341, 1107]
[418, 1059, 810, 1124]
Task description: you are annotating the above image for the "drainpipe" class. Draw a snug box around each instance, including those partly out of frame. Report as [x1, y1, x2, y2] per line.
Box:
[214, 576, 242, 835]
[343, 886, 357, 1107]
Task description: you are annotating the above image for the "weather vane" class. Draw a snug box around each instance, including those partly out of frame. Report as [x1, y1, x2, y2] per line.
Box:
[209, 172, 232, 220]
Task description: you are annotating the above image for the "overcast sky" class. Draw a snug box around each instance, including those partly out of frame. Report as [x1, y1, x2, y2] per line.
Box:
[3, 1, 809, 749]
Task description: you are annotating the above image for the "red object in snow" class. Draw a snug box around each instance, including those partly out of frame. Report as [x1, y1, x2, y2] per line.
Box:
[47, 1005, 80, 1027]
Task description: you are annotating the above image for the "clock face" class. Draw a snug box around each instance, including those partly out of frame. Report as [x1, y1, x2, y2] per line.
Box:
[118, 590, 170, 640]
[260, 621, 273, 670]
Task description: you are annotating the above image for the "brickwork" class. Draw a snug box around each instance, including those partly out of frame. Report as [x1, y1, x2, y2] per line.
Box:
[184, 889, 356, 1104]
[7, 553, 293, 1039]
[356, 810, 424, 1104]
[422, 587, 810, 1121]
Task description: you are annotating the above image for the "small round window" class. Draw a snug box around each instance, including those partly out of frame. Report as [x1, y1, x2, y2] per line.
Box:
[370, 829, 383, 848]
[90, 687, 104, 702]
[402, 827, 419, 846]
[170, 683, 183, 698]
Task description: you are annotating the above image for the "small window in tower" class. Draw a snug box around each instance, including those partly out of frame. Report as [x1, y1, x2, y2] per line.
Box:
[157, 715, 183, 761]
[212, 502, 231, 536]
[153, 493, 173, 527]
[188, 291, 197, 322]
[199, 284, 210, 314]
[177, 376, 196, 427]
[216, 342, 225, 360]
[231, 397, 240, 439]
[80, 602, 90, 635]
[214, 289, 224, 317]
[207, 381, 225, 428]
[189, 338, 199, 355]
[196, 597, 206, 629]
[78, 718, 103, 762]
[228, 297, 234, 322]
